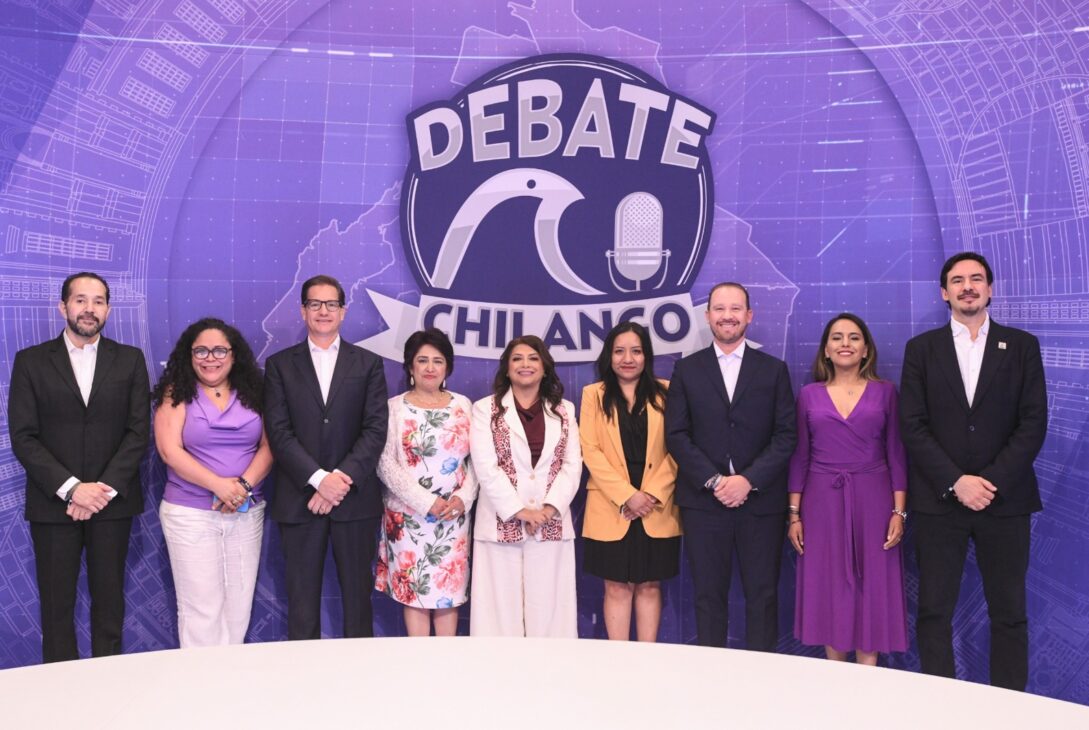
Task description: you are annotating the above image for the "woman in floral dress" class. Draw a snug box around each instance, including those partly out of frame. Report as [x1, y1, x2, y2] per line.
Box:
[375, 329, 477, 636]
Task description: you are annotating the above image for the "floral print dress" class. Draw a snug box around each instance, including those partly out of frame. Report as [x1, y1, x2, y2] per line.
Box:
[375, 393, 477, 609]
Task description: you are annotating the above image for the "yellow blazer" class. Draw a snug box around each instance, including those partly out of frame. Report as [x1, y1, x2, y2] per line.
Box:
[579, 382, 682, 541]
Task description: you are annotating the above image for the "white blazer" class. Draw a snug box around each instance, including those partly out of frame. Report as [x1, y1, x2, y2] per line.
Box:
[470, 392, 582, 543]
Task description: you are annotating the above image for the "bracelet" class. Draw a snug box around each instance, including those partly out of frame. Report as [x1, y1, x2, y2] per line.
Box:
[891, 508, 907, 521]
[787, 505, 800, 515]
[237, 476, 254, 494]
[788, 517, 801, 525]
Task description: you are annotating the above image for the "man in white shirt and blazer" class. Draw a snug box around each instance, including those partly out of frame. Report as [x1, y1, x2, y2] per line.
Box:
[900, 252, 1047, 690]
[665, 282, 796, 650]
[264, 274, 388, 639]
[9, 272, 150, 662]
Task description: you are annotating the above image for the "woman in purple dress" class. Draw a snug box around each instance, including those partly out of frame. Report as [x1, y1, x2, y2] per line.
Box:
[787, 313, 908, 664]
[153, 318, 272, 647]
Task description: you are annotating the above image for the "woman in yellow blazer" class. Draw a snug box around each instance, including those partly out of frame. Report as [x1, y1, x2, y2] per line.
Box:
[581, 322, 682, 641]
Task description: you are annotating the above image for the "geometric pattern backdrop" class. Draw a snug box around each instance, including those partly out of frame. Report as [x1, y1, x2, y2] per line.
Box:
[0, 0, 1086, 705]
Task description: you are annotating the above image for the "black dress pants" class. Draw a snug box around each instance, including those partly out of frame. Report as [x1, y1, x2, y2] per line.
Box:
[279, 516, 379, 640]
[682, 506, 784, 651]
[915, 509, 1031, 691]
[30, 517, 133, 663]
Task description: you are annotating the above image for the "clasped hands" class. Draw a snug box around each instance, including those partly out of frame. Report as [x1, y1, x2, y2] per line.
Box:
[211, 476, 251, 513]
[713, 475, 752, 509]
[514, 505, 559, 535]
[621, 491, 660, 520]
[308, 470, 353, 515]
[428, 494, 466, 522]
[65, 482, 114, 521]
[952, 474, 997, 511]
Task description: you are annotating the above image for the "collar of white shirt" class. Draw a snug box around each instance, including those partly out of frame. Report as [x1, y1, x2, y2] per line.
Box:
[714, 338, 747, 362]
[63, 329, 100, 355]
[308, 335, 341, 354]
[950, 314, 990, 341]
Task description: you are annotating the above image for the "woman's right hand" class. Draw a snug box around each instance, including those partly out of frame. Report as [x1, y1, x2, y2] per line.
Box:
[428, 496, 449, 519]
[623, 492, 655, 518]
[787, 520, 804, 555]
[212, 477, 247, 513]
[514, 508, 547, 535]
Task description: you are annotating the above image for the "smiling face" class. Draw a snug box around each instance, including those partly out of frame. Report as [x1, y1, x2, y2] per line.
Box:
[942, 259, 992, 321]
[824, 318, 868, 372]
[301, 282, 346, 341]
[611, 331, 645, 386]
[191, 328, 233, 390]
[705, 284, 752, 349]
[507, 343, 544, 392]
[59, 276, 110, 344]
[411, 344, 447, 394]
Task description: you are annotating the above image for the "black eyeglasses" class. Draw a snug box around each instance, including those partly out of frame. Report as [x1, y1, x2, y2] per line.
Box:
[192, 346, 232, 360]
[304, 300, 344, 312]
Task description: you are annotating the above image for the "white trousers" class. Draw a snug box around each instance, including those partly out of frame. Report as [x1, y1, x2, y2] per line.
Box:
[159, 500, 264, 647]
[469, 539, 577, 638]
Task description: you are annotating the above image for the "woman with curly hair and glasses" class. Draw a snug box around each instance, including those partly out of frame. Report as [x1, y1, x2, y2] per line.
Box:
[152, 317, 272, 647]
[469, 335, 582, 637]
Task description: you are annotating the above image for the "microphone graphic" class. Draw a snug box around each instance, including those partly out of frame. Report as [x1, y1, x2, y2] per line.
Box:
[606, 192, 670, 292]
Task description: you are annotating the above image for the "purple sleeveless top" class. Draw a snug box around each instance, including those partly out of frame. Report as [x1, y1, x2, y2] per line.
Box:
[163, 389, 264, 510]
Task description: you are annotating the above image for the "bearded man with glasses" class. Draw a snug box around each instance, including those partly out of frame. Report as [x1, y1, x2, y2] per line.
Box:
[264, 274, 389, 640]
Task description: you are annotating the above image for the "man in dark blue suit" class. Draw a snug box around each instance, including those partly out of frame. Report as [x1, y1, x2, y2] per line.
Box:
[900, 252, 1047, 690]
[264, 274, 388, 640]
[665, 282, 796, 650]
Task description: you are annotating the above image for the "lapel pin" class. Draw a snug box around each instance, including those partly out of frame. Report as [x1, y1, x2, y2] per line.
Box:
[998, 341, 1007, 350]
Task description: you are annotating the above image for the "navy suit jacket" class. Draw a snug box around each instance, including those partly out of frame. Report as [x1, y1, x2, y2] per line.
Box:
[665, 343, 796, 516]
[899, 320, 1047, 516]
[264, 339, 388, 523]
[9, 334, 150, 523]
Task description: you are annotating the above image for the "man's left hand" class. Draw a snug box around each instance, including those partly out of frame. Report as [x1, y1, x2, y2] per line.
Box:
[714, 475, 752, 508]
[66, 502, 93, 521]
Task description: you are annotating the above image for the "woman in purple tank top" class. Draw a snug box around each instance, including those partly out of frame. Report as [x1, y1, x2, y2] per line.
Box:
[153, 318, 272, 647]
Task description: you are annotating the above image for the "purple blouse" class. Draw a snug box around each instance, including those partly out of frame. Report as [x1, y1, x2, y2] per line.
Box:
[162, 389, 264, 510]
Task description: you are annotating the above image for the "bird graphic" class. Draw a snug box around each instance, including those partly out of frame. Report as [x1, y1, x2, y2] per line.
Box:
[426, 167, 604, 296]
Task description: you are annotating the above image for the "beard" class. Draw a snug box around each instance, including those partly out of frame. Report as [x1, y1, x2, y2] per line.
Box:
[712, 319, 748, 345]
[68, 312, 104, 339]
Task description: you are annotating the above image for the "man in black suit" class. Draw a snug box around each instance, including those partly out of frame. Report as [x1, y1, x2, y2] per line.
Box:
[264, 274, 388, 639]
[900, 252, 1047, 691]
[665, 282, 796, 650]
[8, 272, 150, 662]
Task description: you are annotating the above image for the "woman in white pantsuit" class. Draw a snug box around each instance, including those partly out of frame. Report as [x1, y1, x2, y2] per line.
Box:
[469, 335, 582, 637]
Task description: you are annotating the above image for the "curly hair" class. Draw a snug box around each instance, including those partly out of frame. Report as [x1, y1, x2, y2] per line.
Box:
[152, 318, 264, 413]
[594, 321, 668, 422]
[492, 335, 564, 420]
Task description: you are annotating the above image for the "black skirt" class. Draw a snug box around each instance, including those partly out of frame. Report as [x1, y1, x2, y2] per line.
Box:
[583, 518, 680, 584]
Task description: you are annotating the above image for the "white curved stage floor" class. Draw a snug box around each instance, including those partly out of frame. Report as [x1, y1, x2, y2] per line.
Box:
[1, 638, 1085, 728]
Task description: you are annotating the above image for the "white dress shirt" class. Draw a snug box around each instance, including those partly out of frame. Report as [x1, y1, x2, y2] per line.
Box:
[714, 339, 747, 477]
[715, 338, 747, 402]
[307, 336, 343, 489]
[951, 315, 989, 407]
[58, 331, 117, 500]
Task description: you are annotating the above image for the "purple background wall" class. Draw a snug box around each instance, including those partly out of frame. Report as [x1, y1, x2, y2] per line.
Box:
[0, 0, 1086, 705]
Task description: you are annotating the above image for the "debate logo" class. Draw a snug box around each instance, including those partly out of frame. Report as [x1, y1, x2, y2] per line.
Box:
[364, 53, 716, 362]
